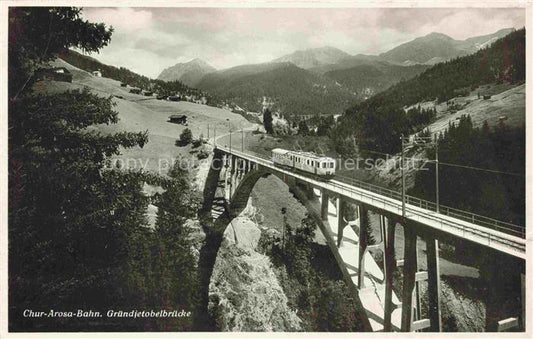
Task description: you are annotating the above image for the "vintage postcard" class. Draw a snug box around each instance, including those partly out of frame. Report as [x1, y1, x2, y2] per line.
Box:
[1, 1, 530, 338]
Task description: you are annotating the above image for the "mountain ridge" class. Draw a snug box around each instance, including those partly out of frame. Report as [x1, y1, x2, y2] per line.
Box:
[379, 28, 515, 65]
[157, 58, 216, 87]
[271, 46, 352, 69]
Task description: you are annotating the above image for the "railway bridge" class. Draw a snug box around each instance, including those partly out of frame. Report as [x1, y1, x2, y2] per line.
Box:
[202, 145, 526, 332]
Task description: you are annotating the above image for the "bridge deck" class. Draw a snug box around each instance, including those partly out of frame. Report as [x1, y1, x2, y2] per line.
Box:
[217, 146, 525, 259]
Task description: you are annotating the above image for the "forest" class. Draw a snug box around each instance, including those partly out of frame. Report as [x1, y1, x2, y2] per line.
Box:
[198, 62, 357, 116]
[410, 115, 525, 227]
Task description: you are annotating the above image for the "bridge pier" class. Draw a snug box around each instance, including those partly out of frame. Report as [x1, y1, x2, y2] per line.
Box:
[321, 189, 329, 221]
[358, 204, 369, 289]
[228, 155, 235, 197]
[383, 217, 399, 331]
[223, 155, 230, 200]
[426, 235, 442, 332]
[337, 198, 347, 247]
[401, 224, 418, 332]
[400, 224, 437, 332]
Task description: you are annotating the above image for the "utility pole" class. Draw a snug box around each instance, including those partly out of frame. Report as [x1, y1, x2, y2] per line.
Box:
[226, 118, 232, 153]
[401, 135, 406, 219]
[402, 134, 437, 214]
[435, 137, 440, 213]
[281, 207, 287, 251]
[241, 128, 244, 152]
[214, 125, 216, 146]
[207, 124, 210, 140]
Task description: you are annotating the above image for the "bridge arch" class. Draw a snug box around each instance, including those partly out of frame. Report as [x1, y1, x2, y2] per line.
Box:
[201, 157, 374, 331]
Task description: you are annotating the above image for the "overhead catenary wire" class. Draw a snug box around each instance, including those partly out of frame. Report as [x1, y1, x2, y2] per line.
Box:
[350, 146, 525, 178]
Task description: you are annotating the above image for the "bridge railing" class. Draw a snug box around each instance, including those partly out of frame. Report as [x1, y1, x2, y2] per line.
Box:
[333, 175, 525, 238]
[217, 146, 525, 239]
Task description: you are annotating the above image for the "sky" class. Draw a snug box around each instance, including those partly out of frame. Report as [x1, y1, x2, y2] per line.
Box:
[81, 7, 525, 78]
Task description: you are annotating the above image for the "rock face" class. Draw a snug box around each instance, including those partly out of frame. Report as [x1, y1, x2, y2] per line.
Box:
[208, 202, 301, 331]
[184, 219, 206, 265]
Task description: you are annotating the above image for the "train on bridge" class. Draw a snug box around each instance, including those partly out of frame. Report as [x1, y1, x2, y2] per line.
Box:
[271, 148, 336, 178]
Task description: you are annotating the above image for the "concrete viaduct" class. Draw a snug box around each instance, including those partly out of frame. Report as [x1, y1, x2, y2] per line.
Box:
[201, 145, 526, 332]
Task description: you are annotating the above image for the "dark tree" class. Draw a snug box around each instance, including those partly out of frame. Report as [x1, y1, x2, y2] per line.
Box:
[9, 89, 151, 330]
[179, 128, 194, 145]
[8, 7, 202, 331]
[298, 120, 310, 136]
[263, 108, 274, 134]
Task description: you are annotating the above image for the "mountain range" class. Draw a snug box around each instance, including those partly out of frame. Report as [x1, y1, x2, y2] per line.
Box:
[156, 28, 516, 116]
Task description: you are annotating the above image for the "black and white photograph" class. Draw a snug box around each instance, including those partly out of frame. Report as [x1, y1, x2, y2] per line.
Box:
[1, 1, 530, 336]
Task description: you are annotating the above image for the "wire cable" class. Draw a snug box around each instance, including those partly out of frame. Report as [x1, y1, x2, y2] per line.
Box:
[350, 146, 525, 177]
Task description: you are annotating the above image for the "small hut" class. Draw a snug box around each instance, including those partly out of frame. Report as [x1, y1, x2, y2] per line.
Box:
[169, 115, 187, 124]
[35, 67, 73, 83]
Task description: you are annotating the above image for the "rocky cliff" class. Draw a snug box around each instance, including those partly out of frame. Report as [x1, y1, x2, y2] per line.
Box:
[208, 202, 302, 331]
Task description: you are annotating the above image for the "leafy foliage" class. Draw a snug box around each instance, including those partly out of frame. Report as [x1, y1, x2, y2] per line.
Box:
[9, 7, 112, 98]
[9, 89, 151, 330]
[268, 214, 365, 331]
[9, 7, 201, 331]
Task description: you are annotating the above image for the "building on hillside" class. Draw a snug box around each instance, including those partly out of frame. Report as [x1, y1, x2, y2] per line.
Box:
[169, 115, 187, 124]
[92, 70, 102, 77]
[34, 67, 73, 83]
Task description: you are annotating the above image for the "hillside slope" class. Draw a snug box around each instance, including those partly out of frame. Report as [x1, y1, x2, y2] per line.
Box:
[34, 58, 253, 174]
[324, 62, 428, 100]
